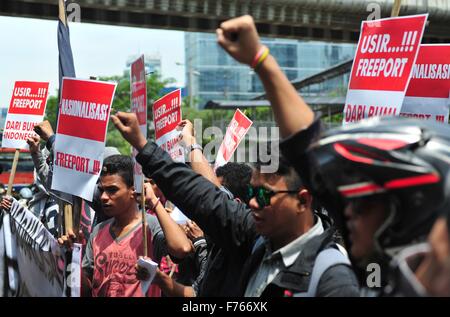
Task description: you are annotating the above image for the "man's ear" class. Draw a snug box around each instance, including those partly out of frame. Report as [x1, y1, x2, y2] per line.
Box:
[298, 189, 311, 210]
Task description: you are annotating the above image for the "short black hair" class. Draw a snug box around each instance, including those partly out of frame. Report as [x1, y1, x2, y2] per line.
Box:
[254, 141, 303, 190]
[101, 155, 134, 188]
[216, 163, 252, 201]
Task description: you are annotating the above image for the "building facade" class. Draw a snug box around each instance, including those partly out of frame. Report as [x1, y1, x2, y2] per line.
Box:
[185, 32, 356, 108]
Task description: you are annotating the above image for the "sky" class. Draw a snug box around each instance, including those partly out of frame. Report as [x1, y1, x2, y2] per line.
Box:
[0, 16, 186, 108]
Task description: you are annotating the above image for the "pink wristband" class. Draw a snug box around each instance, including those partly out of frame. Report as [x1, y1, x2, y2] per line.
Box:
[251, 46, 267, 69]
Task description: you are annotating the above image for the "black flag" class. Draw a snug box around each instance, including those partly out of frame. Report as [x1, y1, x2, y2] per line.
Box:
[57, 0, 76, 111]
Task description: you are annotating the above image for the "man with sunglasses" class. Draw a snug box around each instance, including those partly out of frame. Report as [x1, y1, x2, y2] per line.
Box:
[112, 112, 359, 297]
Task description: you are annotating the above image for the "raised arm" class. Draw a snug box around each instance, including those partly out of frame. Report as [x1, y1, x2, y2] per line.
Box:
[216, 15, 314, 138]
[177, 119, 221, 187]
[144, 182, 192, 259]
[31, 121, 56, 189]
[111, 112, 256, 254]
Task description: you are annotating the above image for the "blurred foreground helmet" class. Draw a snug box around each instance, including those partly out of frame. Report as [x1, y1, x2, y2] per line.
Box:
[19, 187, 33, 199]
[306, 117, 450, 252]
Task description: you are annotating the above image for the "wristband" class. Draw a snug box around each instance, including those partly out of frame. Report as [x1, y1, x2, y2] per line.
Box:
[150, 197, 161, 213]
[251, 46, 270, 69]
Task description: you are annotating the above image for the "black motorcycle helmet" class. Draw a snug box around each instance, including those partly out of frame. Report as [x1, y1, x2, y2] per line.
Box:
[305, 117, 450, 259]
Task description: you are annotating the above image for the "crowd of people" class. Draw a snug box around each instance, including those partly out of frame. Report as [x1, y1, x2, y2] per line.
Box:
[0, 15, 449, 297]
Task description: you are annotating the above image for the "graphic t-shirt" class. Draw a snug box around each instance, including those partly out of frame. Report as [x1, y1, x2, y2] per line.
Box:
[82, 214, 166, 297]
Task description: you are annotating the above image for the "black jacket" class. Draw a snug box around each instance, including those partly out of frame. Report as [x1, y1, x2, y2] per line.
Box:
[137, 141, 359, 297]
[239, 213, 360, 297]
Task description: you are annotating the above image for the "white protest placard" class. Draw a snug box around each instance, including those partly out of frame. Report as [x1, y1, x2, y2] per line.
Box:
[138, 257, 158, 295]
[153, 89, 184, 163]
[51, 78, 117, 201]
[2, 81, 49, 149]
[131, 55, 147, 193]
[170, 206, 189, 225]
[401, 44, 450, 123]
[215, 109, 253, 169]
[343, 14, 428, 125]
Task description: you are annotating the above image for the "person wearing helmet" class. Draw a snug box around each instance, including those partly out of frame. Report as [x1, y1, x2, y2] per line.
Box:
[280, 116, 450, 296]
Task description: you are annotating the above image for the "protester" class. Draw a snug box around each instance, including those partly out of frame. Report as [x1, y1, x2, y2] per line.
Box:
[111, 106, 360, 297]
[286, 118, 450, 295]
[216, 162, 253, 202]
[149, 219, 209, 297]
[141, 181, 191, 260]
[58, 155, 189, 297]
[190, 14, 450, 297]
[139, 177, 208, 297]
[26, 131, 61, 237]
[175, 119, 255, 296]
[414, 211, 450, 296]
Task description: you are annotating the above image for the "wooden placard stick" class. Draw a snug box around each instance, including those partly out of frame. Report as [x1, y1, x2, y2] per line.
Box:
[141, 177, 148, 257]
[6, 149, 20, 196]
[64, 203, 73, 235]
[391, 0, 402, 17]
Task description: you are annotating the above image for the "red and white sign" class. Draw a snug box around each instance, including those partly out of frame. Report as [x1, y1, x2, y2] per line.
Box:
[343, 14, 428, 125]
[51, 78, 117, 201]
[401, 44, 450, 123]
[153, 89, 184, 162]
[215, 109, 253, 169]
[131, 55, 147, 192]
[2, 81, 49, 149]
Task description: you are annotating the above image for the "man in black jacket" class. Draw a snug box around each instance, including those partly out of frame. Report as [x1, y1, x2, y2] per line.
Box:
[112, 15, 359, 297]
[112, 110, 359, 297]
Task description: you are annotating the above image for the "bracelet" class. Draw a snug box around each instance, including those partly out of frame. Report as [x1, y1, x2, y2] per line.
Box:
[189, 143, 203, 153]
[150, 197, 161, 213]
[251, 46, 270, 69]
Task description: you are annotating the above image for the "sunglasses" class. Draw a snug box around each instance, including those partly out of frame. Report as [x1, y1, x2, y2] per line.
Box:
[246, 185, 298, 208]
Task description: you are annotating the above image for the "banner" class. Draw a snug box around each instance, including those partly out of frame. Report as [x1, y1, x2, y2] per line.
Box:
[153, 89, 184, 162]
[51, 77, 117, 201]
[1, 199, 65, 296]
[2, 81, 49, 149]
[401, 44, 450, 123]
[343, 14, 428, 124]
[215, 109, 253, 169]
[131, 55, 147, 193]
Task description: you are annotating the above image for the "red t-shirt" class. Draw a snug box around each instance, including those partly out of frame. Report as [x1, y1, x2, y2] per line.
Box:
[83, 215, 164, 297]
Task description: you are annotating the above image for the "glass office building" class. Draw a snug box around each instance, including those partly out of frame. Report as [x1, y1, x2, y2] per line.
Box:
[185, 32, 356, 107]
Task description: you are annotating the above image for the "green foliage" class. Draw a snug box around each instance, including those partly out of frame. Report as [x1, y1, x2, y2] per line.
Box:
[44, 95, 59, 131]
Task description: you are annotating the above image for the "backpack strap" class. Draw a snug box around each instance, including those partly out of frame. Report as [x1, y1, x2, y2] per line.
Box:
[251, 236, 265, 254]
[294, 245, 351, 297]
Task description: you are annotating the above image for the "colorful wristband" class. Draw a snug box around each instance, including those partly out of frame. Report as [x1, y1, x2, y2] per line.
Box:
[251, 46, 269, 69]
[255, 48, 270, 70]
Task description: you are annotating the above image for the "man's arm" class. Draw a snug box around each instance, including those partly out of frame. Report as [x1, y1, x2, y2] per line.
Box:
[216, 15, 314, 138]
[32, 121, 56, 190]
[153, 269, 195, 297]
[144, 182, 192, 259]
[177, 119, 221, 187]
[27, 135, 50, 186]
[111, 112, 256, 255]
